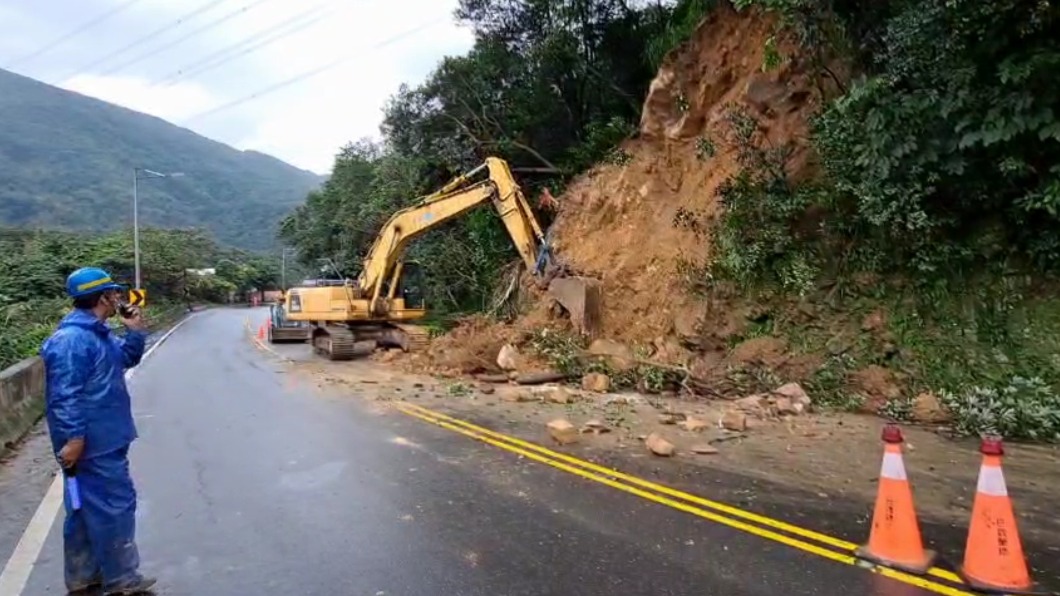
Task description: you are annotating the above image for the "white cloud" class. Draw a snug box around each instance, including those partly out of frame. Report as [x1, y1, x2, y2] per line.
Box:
[2, 0, 475, 174]
[65, 74, 218, 121]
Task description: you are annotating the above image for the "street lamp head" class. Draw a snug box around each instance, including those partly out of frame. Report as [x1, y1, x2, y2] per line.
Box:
[136, 168, 186, 179]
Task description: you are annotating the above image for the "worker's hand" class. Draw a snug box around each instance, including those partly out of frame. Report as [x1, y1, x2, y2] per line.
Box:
[58, 438, 85, 468]
[121, 306, 147, 331]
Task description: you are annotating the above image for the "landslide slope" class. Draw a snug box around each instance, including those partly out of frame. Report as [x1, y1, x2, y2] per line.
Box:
[550, 3, 817, 346]
[420, 4, 822, 378]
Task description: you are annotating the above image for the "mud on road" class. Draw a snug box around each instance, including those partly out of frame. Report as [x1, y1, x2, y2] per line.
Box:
[281, 354, 1060, 589]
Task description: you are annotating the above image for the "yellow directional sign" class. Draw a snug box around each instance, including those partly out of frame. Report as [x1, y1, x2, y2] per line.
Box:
[129, 288, 147, 307]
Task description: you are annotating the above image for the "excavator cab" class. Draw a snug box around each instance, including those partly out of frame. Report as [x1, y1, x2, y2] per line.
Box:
[393, 260, 425, 310]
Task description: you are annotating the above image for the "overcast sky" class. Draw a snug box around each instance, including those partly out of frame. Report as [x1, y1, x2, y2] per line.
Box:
[0, 0, 475, 174]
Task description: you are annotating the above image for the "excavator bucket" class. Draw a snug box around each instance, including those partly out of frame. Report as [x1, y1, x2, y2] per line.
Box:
[547, 276, 601, 337]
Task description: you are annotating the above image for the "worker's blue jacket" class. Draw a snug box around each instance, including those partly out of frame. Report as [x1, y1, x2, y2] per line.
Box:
[41, 308, 148, 459]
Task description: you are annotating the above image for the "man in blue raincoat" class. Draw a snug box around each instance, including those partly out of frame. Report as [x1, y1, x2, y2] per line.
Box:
[41, 267, 157, 595]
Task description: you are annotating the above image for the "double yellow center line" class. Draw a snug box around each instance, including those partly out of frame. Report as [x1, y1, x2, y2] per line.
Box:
[397, 403, 974, 596]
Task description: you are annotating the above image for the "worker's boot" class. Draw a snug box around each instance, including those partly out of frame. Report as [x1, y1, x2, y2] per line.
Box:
[66, 576, 102, 595]
[103, 574, 156, 595]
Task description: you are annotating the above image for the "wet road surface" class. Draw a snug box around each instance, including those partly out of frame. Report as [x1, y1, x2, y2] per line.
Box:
[1, 308, 976, 595]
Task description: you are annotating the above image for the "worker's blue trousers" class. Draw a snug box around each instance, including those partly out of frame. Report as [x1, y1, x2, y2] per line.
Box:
[62, 446, 141, 591]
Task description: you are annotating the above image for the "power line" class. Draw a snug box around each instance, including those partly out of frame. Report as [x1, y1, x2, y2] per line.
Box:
[54, 0, 235, 85]
[149, 0, 341, 89]
[94, 0, 277, 78]
[182, 16, 447, 124]
[5, 0, 147, 69]
[151, 0, 334, 88]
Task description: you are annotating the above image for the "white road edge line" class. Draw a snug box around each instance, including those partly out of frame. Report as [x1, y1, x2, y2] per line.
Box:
[0, 312, 196, 595]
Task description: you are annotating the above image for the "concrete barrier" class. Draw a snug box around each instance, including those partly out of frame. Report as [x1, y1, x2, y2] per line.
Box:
[0, 357, 45, 453]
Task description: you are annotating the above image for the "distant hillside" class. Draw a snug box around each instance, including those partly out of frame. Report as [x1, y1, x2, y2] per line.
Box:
[0, 68, 325, 251]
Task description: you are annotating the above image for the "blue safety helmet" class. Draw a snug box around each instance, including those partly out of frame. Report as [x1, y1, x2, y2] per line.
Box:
[65, 267, 126, 299]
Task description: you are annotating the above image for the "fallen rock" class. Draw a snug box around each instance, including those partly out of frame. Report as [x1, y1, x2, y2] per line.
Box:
[543, 386, 576, 404]
[581, 419, 611, 435]
[475, 373, 511, 384]
[604, 395, 645, 407]
[735, 394, 767, 411]
[645, 433, 676, 457]
[691, 444, 719, 455]
[497, 344, 520, 370]
[679, 416, 710, 432]
[547, 419, 580, 445]
[581, 372, 612, 393]
[587, 339, 636, 372]
[773, 383, 812, 408]
[774, 396, 798, 416]
[721, 409, 748, 432]
[912, 392, 951, 424]
[477, 383, 496, 395]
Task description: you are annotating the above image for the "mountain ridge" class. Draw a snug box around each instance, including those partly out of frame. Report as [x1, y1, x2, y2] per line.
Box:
[0, 67, 325, 251]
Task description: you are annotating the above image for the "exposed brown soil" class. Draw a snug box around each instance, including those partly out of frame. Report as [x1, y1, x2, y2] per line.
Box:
[403, 4, 827, 388]
[850, 365, 903, 414]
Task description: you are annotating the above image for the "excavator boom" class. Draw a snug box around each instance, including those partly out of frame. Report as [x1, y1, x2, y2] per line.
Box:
[357, 157, 546, 305]
[284, 156, 597, 360]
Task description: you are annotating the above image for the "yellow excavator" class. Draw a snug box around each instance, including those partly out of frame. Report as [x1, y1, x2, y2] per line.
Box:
[282, 156, 599, 360]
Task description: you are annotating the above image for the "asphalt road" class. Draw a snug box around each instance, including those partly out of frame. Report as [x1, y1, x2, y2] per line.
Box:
[1, 308, 975, 595]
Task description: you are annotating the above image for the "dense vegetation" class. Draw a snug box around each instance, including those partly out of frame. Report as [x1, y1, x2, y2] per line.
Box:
[281, 0, 1060, 440]
[0, 227, 281, 371]
[703, 0, 1060, 440]
[280, 0, 696, 317]
[0, 68, 324, 251]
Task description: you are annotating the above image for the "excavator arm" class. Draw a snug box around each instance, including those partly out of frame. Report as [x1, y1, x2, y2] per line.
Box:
[284, 155, 597, 361]
[357, 157, 549, 307]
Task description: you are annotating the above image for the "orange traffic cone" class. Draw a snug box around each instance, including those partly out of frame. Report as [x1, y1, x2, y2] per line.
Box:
[959, 435, 1035, 594]
[257, 324, 265, 340]
[855, 423, 936, 574]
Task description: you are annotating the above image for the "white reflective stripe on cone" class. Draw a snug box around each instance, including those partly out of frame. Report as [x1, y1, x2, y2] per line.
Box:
[880, 451, 908, 481]
[977, 464, 1009, 497]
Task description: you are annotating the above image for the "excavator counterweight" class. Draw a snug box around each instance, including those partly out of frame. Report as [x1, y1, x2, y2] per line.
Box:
[283, 157, 598, 360]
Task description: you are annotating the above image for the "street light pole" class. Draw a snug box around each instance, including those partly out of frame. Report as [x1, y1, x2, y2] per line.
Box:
[132, 168, 185, 290]
[133, 169, 141, 290]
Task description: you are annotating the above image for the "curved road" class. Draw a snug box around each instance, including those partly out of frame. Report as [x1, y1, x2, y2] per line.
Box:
[0, 308, 979, 595]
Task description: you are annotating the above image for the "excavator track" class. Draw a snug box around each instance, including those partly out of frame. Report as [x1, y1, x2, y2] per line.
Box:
[392, 324, 431, 352]
[313, 326, 357, 361]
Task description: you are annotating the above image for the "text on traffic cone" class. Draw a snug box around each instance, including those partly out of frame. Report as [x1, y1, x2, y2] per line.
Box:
[855, 423, 936, 574]
[959, 435, 1034, 593]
